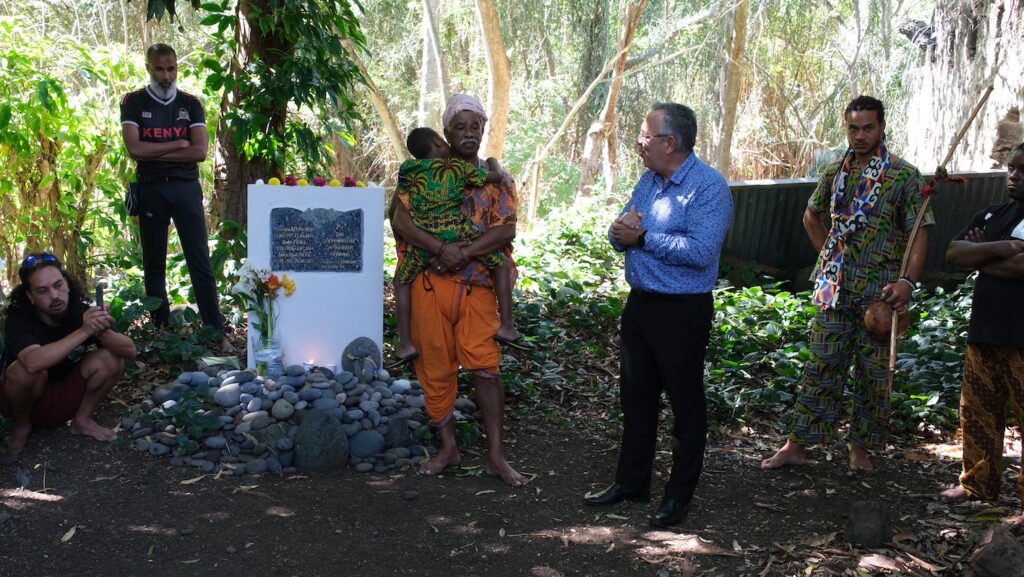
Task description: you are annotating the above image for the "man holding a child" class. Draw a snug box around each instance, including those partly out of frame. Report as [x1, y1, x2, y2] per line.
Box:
[389, 94, 527, 487]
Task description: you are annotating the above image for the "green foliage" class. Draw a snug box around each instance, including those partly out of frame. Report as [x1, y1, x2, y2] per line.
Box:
[194, 0, 368, 175]
[144, 384, 222, 455]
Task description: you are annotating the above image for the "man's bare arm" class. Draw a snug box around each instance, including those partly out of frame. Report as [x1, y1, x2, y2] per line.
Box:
[121, 124, 188, 160]
[947, 236, 1024, 269]
[803, 207, 827, 253]
[978, 252, 1024, 281]
[96, 329, 137, 360]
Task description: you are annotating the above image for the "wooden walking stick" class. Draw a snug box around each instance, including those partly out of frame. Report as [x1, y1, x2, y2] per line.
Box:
[885, 85, 994, 394]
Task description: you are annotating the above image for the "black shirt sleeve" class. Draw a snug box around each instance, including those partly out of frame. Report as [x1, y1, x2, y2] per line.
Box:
[953, 206, 993, 242]
[3, 310, 39, 368]
[120, 92, 140, 127]
[188, 94, 206, 127]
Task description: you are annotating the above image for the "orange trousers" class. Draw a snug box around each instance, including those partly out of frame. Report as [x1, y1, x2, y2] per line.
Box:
[410, 273, 500, 426]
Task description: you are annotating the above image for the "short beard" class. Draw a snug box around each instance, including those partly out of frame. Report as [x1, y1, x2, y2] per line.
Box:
[149, 79, 177, 100]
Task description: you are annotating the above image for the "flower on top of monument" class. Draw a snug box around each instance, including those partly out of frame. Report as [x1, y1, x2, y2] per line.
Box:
[343, 176, 357, 187]
[313, 177, 326, 186]
[266, 274, 281, 292]
[281, 274, 296, 297]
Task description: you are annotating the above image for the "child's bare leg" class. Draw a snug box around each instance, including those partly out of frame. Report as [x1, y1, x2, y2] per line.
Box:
[493, 260, 521, 342]
[394, 281, 418, 360]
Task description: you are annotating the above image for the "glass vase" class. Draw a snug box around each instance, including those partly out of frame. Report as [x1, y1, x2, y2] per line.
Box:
[252, 335, 284, 378]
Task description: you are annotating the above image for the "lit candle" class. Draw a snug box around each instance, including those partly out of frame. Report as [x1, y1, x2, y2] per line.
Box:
[303, 359, 316, 372]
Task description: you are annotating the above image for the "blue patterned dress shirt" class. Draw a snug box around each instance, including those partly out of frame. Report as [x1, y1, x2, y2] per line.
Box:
[609, 153, 733, 294]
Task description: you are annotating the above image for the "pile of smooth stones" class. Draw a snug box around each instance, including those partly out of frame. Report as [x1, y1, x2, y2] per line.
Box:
[122, 338, 478, 477]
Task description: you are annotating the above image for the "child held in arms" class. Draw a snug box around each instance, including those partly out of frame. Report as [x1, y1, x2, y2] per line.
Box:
[389, 127, 523, 368]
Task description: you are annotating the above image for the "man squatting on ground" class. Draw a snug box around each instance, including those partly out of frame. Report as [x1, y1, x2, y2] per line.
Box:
[585, 102, 733, 527]
[1, 253, 137, 455]
[390, 94, 527, 487]
[762, 96, 933, 472]
[940, 142, 1024, 525]
[119, 43, 232, 352]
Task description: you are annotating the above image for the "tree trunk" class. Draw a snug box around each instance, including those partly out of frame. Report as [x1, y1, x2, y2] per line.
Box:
[475, 0, 511, 159]
[904, 0, 1024, 170]
[417, 0, 448, 131]
[210, 0, 287, 228]
[343, 39, 410, 164]
[715, 0, 749, 178]
[575, 0, 649, 201]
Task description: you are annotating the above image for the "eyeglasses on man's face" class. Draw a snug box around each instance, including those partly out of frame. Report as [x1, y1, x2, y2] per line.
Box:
[636, 133, 673, 147]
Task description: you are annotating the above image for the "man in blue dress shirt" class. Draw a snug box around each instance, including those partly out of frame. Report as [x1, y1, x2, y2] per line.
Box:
[583, 102, 733, 528]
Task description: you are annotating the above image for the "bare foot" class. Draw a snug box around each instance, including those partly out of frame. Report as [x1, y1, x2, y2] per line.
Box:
[485, 455, 529, 487]
[4, 422, 31, 454]
[761, 440, 807, 469]
[219, 336, 236, 354]
[1006, 513, 1024, 529]
[495, 323, 522, 343]
[70, 417, 117, 442]
[394, 340, 418, 362]
[938, 485, 971, 504]
[419, 447, 461, 476]
[849, 444, 874, 471]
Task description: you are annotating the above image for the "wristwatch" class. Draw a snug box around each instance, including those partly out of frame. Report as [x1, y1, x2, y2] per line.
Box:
[637, 229, 647, 248]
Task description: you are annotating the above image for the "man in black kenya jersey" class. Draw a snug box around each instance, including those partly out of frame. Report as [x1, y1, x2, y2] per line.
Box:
[120, 43, 232, 352]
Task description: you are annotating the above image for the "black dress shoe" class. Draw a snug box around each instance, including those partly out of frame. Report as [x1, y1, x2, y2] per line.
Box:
[583, 483, 650, 506]
[649, 498, 690, 527]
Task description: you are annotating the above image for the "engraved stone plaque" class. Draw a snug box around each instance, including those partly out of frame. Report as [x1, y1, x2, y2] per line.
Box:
[270, 207, 363, 272]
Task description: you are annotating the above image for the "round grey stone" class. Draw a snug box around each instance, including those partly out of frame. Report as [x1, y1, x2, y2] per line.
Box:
[390, 379, 412, 394]
[349, 430, 385, 458]
[283, 391, 300, 404]
[298, 388, 323, 401]
[200, 460, 216, 474]
[205, 436, 227, 450]
[285, 365, 306, 377]
[341, 337, 381, 375]
[246, 459, 268, 475]
[355, 463, 374, 473]
[148, 443, 170, 457]
[246, 398, 262, 413]
[240, 382, 260, 395]
[275, 437, 294, 451]
[313, 398, 339, 411]
[134, 439, 150, 452]
[235, 370, 257, 384]
[271, 399, 295, 420]
[402, 490, 418, 501]
[177, 372, 193, 384]
[190, 372, 209, 387]
[213, 383, 242, 408]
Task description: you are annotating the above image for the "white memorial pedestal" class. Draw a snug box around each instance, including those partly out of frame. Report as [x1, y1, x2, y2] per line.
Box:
[246, 184, 384, 369]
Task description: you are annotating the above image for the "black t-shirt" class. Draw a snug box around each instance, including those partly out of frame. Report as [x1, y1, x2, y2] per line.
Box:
[955, 201, 1024, 349]
[2, 301, 96, 380]
[119, 86, 206, 180]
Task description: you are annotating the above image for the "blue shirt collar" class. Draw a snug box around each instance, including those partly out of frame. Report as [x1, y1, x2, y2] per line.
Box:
[651, 153, 699, 187]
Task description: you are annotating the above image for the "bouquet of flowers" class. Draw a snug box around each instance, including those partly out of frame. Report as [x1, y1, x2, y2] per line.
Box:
[231, 264, 296, 341]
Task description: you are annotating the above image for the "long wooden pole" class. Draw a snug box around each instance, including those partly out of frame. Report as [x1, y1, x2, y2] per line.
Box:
[886, 85, 994, 392]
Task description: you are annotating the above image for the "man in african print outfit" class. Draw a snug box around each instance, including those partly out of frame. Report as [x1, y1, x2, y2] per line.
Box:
[389, 127, 520, 367]
[939, 143, 1024, 524]
[763, 96, 934, 472]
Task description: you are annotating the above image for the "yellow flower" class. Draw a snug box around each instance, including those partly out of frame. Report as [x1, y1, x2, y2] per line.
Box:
[281, 274, 297, 297]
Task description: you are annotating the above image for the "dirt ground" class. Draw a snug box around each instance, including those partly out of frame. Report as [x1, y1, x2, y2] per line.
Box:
[3, 398, 1021, 577]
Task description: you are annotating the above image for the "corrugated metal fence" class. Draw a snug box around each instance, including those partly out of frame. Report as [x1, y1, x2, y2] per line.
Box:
[724, 170, 1010, 279]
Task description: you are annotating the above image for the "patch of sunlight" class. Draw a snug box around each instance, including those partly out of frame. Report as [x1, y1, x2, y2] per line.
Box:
[451, 523, 483, 536]
[638, 530, 732, 558]
[533, 525, 635, 545]
[127, 524, 177, 536]
[199, 511, 231, 522]
[367, 478, 397, 488]
[425, 514, 453, 526]
[265, 506, 295, 517]
[1, 488, 63, 510]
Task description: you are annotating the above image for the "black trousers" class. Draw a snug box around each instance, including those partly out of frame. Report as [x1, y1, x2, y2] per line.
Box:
[615, 289, 713, 502]
[137, 177, 222, 332]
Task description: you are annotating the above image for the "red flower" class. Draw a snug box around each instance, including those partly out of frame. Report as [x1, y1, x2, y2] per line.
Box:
[267, 274, 281, 291]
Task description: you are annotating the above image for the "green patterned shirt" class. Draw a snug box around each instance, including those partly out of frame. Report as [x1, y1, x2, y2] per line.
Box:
[807, 153, 935, 301]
